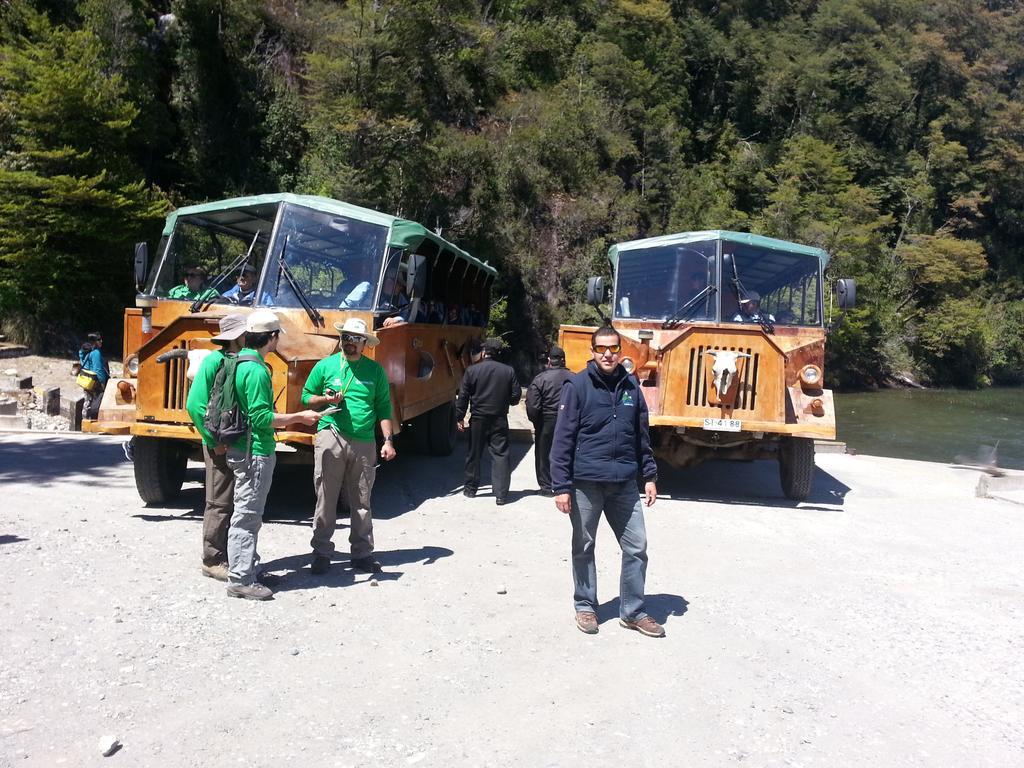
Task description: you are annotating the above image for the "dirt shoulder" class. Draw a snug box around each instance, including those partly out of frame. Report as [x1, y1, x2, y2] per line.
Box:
[0, 350, 124, 430]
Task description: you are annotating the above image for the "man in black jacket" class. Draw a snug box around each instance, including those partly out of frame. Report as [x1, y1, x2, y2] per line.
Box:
[456, 339, 522, 504]
[526, 345, 572, 497]
[549, 326, 663, 638]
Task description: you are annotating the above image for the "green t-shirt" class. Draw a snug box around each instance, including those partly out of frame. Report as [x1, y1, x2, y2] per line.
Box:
[302, 353, 392, 442]
[184, 349, 225, 448]
[168, 284, 220, 301]
[231, 348, 276, 456]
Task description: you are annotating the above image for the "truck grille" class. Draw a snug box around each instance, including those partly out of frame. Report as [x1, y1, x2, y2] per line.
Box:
[163, 342, 189, 411]
[684, 343, 760, 411]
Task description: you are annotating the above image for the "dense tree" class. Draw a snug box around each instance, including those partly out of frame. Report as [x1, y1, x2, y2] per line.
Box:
[1, 0, 1023, 385]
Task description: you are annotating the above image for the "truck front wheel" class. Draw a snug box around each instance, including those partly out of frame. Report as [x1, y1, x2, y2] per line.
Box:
[134, 436, 188, 505]
[427, 400, 457, 456]
[778, 436, 814, 501]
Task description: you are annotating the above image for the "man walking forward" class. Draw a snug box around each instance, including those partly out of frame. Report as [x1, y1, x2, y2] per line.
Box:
[549, 326, 664, 637]
[526, 345, 572, 497]
[456, 339, 521, 505]
[185, 313, 245, 581]
[302, 318, 396, 575]
[226, 311, 321, 600]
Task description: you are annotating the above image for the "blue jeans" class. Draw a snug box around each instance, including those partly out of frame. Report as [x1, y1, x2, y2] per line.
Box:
[570, 479, 649, 620]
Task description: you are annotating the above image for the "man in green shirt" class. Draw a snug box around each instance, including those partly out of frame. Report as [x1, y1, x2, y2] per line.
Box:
[225, 310, 322, 600]
[168, 265, 220, 301]
[184, 313, 246, 582]
[302, 317, 396, 575]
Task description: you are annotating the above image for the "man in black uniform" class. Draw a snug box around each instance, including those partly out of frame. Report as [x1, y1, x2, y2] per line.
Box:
[456, 339, 522, 505]
[526, 345, 572, 497]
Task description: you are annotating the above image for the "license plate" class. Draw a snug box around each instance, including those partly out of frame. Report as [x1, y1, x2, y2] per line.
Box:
[703, 417, 742, 432]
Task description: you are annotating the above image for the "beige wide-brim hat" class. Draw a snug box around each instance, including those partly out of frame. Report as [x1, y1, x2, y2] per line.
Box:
[211, 313, 246, 342]
[246, 309, 286, 334]
[333, 317, 380, 347]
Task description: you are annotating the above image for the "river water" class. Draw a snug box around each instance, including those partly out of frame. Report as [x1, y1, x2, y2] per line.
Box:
[834, 388, 1024, 470]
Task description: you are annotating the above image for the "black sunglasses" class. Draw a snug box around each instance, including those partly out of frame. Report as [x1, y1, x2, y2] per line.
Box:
[341, 333, 366, 343]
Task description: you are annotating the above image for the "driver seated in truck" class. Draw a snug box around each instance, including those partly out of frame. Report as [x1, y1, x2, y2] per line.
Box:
[732, 291, 775, 323]
[168, 265, 220, 301]
[381, 271, 424, 327]
[222, 264, 272, 306]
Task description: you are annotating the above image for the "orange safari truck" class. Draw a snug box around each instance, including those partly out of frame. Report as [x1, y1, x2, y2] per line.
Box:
[86, 193, 495, 503]
[559, 230, 855, 500]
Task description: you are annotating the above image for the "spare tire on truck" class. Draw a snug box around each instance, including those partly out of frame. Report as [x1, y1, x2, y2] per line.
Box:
[133, 436, 188, 504]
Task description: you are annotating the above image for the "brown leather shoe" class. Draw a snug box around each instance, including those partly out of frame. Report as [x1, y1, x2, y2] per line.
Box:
[226, 582, 273, 601]
[201, 563, 229, 582]
[575, 611, 599, 634]
[619, 616, 665, 638]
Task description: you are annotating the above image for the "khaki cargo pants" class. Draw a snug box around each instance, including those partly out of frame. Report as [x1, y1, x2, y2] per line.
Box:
[311, 428, 377, 559]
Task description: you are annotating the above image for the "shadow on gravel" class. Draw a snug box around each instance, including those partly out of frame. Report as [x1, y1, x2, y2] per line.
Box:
[0, 435, 127, 485]
[257, 545, 454, 592]
[130, 437, 533, 522]
[0, 534, 29, 546]
[656, 459, 850, 510]
[596, 593, 689, 627]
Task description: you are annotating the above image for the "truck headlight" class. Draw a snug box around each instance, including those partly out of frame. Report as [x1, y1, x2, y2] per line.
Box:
[125, 354, 140, 376]
[799, 364, 822, 388]
[621, 357, 635, 374]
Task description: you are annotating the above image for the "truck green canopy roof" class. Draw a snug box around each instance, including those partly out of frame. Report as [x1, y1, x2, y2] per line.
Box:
[609, 230, 830, 268]
[162, 193, 496, 277]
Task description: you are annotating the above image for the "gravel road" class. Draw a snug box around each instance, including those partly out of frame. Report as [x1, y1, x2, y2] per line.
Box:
[1, 434, 1022, 767]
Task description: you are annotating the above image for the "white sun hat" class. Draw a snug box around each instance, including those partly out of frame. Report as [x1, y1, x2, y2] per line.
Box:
[333, 317, 380, 347]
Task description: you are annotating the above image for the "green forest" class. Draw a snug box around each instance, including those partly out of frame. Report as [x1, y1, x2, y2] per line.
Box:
[2, 0, 1024, 389]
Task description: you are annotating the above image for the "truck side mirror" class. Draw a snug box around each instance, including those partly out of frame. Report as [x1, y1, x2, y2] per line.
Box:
[134, 242, 149, 291]
[835, 278, 856, 310]
[586, 276, 606, 306]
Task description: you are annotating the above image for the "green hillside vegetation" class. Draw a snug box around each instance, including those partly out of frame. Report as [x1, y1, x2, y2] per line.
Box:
[2, 0, 1023, 388]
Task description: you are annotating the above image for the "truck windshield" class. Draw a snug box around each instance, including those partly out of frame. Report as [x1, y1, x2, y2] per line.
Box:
[722, 243, 822, 326]
[614, 240, 717, 321]
[265, 204, 388, 310]
[148, 203, 277, 301]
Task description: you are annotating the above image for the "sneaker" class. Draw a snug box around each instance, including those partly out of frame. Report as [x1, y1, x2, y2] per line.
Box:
[310, 555, 331, 575]
[463, 487, 476, 498]
[201, 563, 229, 582]
[619, 616, 665, 638]
[350, 556, 382, 573]
[575, 611, 599, 635]
[226, 582, 273, 601]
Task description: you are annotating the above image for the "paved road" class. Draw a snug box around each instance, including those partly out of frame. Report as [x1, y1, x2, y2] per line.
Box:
[0, 433, 1022, 767]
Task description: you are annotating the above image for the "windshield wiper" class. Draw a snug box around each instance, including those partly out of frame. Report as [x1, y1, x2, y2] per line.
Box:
[276, 237, 324, 327]
[662, 285, 717, 329]
[190, 232, 261, 313]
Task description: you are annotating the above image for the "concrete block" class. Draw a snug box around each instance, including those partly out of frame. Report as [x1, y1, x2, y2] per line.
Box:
[62, 396, 84, 431]
[2, 375, 31, 390]
[0, 414, 29, 430]
[43, 387, 61, 416]
[0, 397, 17, 416]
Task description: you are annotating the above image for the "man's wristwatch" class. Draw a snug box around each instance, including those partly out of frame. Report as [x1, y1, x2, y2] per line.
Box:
[383, 435, 393, 443]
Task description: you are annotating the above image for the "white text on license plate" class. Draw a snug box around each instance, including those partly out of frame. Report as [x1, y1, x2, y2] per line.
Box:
[703, 418, 742, 432]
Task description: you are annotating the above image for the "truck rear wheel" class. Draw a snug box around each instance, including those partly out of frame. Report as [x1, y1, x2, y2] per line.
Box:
[134, 436, 188, 505]
[427, 400, 457, 456]
[778, 436, 814, 501]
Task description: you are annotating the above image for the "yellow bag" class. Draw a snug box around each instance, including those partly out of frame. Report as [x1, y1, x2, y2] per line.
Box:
[76, 368, 100, 393]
